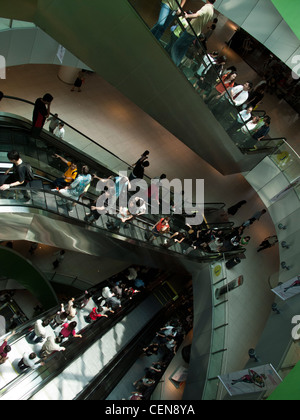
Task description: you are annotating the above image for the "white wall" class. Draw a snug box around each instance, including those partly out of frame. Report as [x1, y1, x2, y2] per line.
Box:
[0, 26, 91, 69]
[244, 156, 300, 284]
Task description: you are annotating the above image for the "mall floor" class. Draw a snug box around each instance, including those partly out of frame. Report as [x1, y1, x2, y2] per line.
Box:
[0, 12, 299, 399]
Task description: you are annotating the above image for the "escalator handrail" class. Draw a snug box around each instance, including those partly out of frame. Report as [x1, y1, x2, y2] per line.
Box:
[131, 0, 271, 140]
[0, 111, 228, 212]
[2, 95, 133, 174]
[75, 297, 181, 400]
[0, 288, 151, 400]
[0, 185, 238, 260]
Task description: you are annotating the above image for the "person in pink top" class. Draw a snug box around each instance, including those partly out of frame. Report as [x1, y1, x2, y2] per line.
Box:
[59, 321, 82, 339]
[0, 330, 16, 364]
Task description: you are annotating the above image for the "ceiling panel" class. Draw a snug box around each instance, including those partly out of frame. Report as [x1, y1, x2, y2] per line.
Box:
[217, 0, 259, 26]
[242, 0, 283, 44]
[264, 20, 300, 64]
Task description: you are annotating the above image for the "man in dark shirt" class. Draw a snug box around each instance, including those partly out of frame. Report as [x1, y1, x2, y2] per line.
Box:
[31, 93, 53, 137]
[0, 150, 32, 199]
[129, 159, 149, 181]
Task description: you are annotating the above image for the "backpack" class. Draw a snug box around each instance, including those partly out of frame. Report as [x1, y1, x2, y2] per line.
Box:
[20, 162, 34, 182]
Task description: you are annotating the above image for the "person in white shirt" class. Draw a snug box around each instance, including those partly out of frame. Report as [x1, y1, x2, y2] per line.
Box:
[237, 107, 253, 124]
[41, 336, 66, 358]
[18, 352, 43, 370]
[127, 267, 138, 281]
[54, 122, 65, 140]
[241, 116, 260, 134]
[128, 197, 147, 217]
[227, 82, 252, 107]
[212, 81, 253, 128]
[226, 106, 253, 136]
[102, 286, 114, 300]
[29, 319, 50, 343]
[235, 116, 260, 147]
[67, 298, 77, 320]
[195, 50, 218, 78]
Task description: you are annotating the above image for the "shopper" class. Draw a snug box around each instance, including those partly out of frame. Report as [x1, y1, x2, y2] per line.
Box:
[257, 235, 278, 252]
[151, 0, 187, 40]
[0, 150, 34, 200]
[18, 352, 44, 370]
[71, 70, 86, 92]
[56, 165, 91, 211]
[0, 330, 16, 365]
[28, 319, 50, 343]
[52, 250, 65, 269]
[47, 113, 59, 133]
[59, 321, 82, 339]
[84, 306, 108, 323]
[40, 336, 66, 358]
[171, 0, 216, 66]
[31, 93, 53, 137]
[51, 154, 78, 190]
[53, 122, 65, 140]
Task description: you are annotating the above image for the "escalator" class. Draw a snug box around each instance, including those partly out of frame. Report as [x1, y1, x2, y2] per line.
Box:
[0, 106, 245, 276]
[0, 0, 271, 175]
[0, 270, 186, 400]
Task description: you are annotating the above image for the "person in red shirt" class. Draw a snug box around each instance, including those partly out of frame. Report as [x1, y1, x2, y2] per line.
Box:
[84, 307, 108, 323]
[0, 330, 16, 364]
[31, 93, 53, 137]
[147, 217, 170, 243]
[206, 71, 237, 104]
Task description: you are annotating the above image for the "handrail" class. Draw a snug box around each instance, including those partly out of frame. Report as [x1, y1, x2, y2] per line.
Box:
[3, 95, 133, 174]
[0, 267, 172, 400]
[0, 185, 244, 262]
[170, 0, 270, 139]
[0, 108, 228, 214]
[76, 293, 188, 400]
[128, 0, 282, 153]
[0, 283, 151, 399]
[263, 137, 286, 142]
[0, 111, 229, 230]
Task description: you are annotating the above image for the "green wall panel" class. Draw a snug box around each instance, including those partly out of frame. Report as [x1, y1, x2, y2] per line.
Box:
[271, 0, 300, 40]
[0, 246, 58, 309]
[268, 361, 300, 400]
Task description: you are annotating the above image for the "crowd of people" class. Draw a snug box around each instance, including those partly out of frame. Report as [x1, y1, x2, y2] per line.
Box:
[0, 2, 278, 255]
[150, 0, 273, 150]
[0, 265, 158, 373]
[0, 144, 273, 262]
[129, 292, 193, 400]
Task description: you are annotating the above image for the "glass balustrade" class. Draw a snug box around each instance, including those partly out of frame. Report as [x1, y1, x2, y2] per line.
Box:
[127, 0, 284, 157]
[0, 19, 36, 30]
[1, 96, 130, 176]
[0, 100, 233, 233]
[0, 184, 243, 263]
[269, 141, 300, 200]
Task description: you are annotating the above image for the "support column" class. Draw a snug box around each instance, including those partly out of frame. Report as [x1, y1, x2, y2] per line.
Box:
[57, 66, 79, 85]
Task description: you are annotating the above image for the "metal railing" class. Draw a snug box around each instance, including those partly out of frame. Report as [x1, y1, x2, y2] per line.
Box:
[0, 185, 244, 262]
[127, 0, 286, 159]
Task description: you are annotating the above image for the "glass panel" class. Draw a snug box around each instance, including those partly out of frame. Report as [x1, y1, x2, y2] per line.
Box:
[11, 20, 36, 29]
[0, 18, 10, 30]
[127, 0, 284, 162]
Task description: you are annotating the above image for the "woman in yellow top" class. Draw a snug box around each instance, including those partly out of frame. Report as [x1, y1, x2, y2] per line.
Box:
[51, 153, 78, 190]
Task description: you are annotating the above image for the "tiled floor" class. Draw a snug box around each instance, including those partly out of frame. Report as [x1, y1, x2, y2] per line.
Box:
[0, 10, 299, 399]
